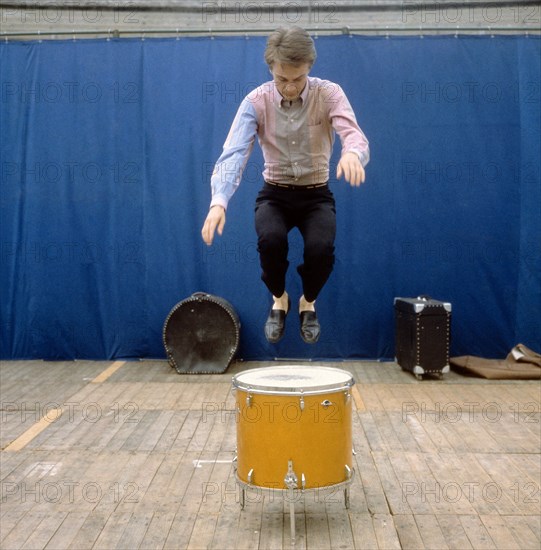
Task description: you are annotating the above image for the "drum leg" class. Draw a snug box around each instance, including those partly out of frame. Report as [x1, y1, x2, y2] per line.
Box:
[344, 488, 350, 509]
[289, 494, 296, 544]
[284, 461, 298, 544]
[240, 487, 245, 509]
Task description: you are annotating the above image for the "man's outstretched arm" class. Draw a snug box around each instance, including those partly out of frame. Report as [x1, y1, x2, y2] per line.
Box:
[200, 99, 258, 244]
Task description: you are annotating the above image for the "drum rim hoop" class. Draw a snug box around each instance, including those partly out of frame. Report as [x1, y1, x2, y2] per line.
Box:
[232, 384, 353, 396]
[232, 365, 354, 395]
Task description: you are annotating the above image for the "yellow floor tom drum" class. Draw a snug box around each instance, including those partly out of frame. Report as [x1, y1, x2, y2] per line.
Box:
[233, 365, 355, 494]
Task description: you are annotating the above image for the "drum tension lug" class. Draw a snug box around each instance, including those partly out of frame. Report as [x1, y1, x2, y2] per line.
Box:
[299, 392, 305, 411]
[301, 473, 306, 490]
[284, 460, 298, 489]
[345, 464, 353, 480]
[246, 392, 252, 407]
[247, 468, 254, 484]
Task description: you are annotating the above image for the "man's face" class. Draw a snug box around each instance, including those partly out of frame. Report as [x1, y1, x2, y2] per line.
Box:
[271, 63, 310, 101]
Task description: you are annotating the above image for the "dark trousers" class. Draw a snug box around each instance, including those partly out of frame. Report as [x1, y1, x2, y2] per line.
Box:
[254, 183, 336, 303]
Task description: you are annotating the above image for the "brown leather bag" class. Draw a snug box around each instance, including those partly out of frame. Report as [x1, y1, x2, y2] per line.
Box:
[450, 344, 541, 379]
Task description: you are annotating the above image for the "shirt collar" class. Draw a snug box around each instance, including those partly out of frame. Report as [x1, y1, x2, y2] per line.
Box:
[273, 78, 310, 107]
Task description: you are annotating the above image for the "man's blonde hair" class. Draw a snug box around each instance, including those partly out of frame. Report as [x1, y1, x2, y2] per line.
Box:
[264, 26, 316, 68]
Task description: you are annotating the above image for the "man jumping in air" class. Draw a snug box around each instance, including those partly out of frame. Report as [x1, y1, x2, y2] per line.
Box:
[202, 26, 369, 344]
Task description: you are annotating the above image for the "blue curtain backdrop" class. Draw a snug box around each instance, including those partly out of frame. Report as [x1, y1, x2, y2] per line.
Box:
[1, 35, 540, 361]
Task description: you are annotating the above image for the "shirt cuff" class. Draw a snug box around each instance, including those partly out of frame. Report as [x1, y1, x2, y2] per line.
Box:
[210, 195, 229, 210]
[345, 148, 370, 168]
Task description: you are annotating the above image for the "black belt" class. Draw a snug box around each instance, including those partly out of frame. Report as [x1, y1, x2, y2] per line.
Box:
[266, 180, 328, 190]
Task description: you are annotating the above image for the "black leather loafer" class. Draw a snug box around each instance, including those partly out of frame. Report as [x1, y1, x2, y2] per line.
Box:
[299, 310, 320, 344]
[264, 299, 290, 343]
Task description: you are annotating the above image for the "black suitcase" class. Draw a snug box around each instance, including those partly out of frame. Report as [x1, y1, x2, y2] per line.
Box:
[394, 296, 451, 379]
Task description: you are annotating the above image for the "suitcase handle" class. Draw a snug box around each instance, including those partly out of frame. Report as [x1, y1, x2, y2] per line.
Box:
[417, 295, 431, 301]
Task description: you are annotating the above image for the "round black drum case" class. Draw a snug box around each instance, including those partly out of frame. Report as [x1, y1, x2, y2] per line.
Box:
[163, 292, 240, 374]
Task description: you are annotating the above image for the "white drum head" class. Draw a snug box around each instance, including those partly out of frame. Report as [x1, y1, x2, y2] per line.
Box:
[232, 365, 354, 395]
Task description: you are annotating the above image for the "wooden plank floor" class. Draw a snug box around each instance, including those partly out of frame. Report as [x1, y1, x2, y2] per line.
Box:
[1, 359, 539, 549]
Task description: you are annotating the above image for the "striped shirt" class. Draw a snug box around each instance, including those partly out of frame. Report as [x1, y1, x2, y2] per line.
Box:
[210, 76, 370, 209]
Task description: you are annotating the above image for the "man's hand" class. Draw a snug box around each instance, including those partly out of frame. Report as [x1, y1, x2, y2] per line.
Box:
[337, 152, 365, 187]
[201, 205, 226, 246]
